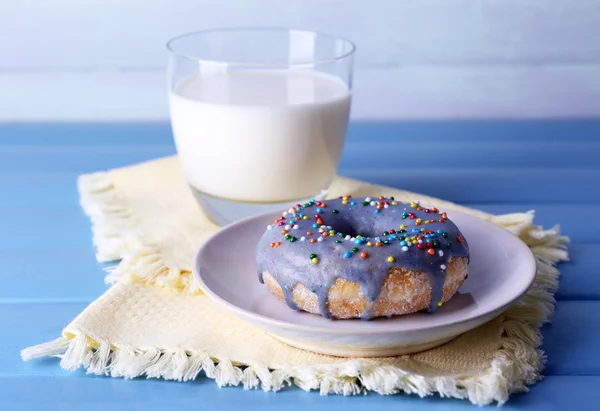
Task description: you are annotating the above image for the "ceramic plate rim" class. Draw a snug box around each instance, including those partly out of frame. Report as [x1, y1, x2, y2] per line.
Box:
[193, 208, 537, 334]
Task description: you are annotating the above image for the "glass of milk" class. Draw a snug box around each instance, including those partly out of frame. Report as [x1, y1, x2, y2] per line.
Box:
[167, 28, 355, 225]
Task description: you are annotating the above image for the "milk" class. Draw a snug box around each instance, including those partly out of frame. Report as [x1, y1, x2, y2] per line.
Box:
[169, 70, 351, 203]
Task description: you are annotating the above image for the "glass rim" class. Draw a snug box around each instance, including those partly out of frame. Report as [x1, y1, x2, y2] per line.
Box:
[166, 27, 356, 67]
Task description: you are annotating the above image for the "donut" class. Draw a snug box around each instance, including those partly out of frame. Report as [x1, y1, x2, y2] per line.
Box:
[256, 196, 469, 320]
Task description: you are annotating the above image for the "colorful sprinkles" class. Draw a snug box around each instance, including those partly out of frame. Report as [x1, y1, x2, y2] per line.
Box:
[266, 196, 459, 266]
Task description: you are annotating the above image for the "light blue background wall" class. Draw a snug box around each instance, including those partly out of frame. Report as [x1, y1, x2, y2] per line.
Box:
[1, 0, 599, 121]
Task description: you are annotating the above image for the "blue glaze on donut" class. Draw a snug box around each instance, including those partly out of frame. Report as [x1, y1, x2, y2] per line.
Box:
[256, 197, 469, 320]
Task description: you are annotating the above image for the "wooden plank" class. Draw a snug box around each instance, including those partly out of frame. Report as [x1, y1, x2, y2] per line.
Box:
[1, 303, 85, 378]
[345, 120, 600, 143]
[0, 248, 110, 302]
[0, 242, 590, 301]
[2, 0, 599, 68]
[5, 302, 600, 378]
[0, 375, 597, 410]
[543, 301, 600, 376]
[0, 206, 98, 249]
[2, 166, 599, 207]
[2, 139, 600, 172]
[0, 194, 589, 297]
[2, 121, 599, 146]
[471, 204, 593, 247]
[0, 203, 589, 247]
[344, 169, 600, 204]
[343, 141, 600, 169]
[0, 123, 175, 146]
[0, 173, 81, 207]
[0, 146, 176, 174]
[556, 244, 600, 301]
[2, 66, 600, 121]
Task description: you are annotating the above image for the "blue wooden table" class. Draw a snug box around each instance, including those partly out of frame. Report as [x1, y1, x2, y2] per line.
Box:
[2, 121, 600, 410]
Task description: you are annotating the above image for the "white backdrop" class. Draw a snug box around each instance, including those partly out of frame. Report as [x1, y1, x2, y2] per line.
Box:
[2, 0, 599, 121]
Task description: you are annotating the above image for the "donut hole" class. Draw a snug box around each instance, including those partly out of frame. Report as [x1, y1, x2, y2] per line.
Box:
[329, 219, 361, 238]
[328, 216, 391, 239]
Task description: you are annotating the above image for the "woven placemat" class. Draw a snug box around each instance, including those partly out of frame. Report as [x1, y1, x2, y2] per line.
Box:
[22, 156, 569, 405]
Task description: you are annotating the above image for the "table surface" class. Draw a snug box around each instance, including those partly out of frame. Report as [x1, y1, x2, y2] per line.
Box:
[2, 121, 600, 410]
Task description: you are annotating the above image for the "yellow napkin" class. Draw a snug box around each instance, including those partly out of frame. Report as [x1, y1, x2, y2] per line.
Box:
[22, 156, 568, 406]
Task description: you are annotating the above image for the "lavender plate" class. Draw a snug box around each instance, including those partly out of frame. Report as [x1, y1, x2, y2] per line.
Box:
[193, 209, 536, 357]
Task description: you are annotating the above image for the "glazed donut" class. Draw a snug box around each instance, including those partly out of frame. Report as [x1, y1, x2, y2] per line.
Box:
[256, 196, 469, 320]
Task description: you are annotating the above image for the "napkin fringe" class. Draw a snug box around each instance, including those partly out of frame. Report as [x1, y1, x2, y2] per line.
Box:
[20, 337, 71, 361]
[105, 247, 201, 294]
[21, 221, 568, 406]
[78, 173, 142, 263]
[78, 172, 202, 294]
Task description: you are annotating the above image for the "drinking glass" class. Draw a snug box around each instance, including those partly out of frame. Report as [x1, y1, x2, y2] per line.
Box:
[167, 28, 355, 225]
